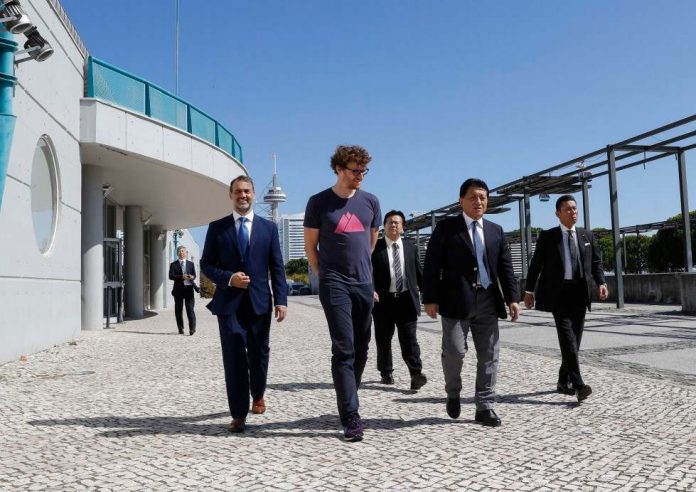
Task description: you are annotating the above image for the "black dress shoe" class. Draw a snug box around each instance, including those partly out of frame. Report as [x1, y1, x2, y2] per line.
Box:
[190, 329, 196, 336]
[178, 328, 184, 335]
[229, 417, 246, 433]
[576, 385, 593, 402]
[556, 383, 574, 395]
[410, 373, 427, 391]
[475, 409, 501, 427]
[446, 397, 461, 419]
[380, 373, 395, 385]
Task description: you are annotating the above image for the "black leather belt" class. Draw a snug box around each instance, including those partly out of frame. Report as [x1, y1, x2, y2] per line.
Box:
[386, 292, 404, 298]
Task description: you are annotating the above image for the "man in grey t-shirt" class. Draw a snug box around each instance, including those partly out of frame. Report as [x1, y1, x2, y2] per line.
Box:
[304, 145, 381, 442]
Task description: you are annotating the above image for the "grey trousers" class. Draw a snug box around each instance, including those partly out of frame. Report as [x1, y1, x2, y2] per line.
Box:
[441, 288, 499, 410]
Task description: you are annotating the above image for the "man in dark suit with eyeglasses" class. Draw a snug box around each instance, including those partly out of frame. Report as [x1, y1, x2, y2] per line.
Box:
[524, 194, 608, 402]
[371, 210, 427, 391]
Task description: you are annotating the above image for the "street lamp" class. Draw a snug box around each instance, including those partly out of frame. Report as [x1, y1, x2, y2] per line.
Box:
[172, 229, 184, 260]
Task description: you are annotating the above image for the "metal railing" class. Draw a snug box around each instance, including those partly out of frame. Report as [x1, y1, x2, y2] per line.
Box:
[85, 56, 243, 162]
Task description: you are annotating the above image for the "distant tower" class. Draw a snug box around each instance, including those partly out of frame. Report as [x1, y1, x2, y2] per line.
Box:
[263, 152, 287, 225]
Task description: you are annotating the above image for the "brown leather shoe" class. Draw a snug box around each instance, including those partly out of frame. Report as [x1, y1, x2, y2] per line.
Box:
[229, 417, 246, 433]
[251, 399, 266, 414]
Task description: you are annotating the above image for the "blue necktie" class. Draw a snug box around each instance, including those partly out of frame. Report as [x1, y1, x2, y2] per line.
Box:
[238, 217, 249, 257]
[472, 221, 491, 289]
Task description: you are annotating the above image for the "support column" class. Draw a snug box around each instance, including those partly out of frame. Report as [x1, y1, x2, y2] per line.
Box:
[607, 146, 624, 308]
[523, 193, 532, 265]
[124, 205, 144, 318]
[518, 198, 528, 278]
[678, 151, 693, 272]
[81, 165, 104, 330]
[149, 226, 166, 310]
[582, 179, 591, 230]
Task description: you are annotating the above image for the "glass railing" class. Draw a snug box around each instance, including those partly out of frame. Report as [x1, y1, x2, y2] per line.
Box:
[85, 56, 243, 162]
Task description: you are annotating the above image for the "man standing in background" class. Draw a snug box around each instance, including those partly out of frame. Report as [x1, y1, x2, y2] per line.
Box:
[169, 245, 198, 335]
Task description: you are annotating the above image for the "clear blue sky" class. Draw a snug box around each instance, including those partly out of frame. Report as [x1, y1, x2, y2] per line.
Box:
[61, 0, 696, 247]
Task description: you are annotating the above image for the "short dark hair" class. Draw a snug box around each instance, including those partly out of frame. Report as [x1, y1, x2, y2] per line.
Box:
[229, 175, 255, 193]
[459, 178, 489, 198]
[330, 145, 372, 173]
[384, 210, 406, 226]
[555, 194, 576, 211]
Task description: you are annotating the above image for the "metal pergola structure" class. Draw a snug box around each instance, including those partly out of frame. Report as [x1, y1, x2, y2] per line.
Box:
[404, 114, 696, 308]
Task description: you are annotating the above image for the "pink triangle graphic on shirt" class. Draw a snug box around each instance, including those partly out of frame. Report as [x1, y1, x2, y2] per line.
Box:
[334, 212, 365, 233]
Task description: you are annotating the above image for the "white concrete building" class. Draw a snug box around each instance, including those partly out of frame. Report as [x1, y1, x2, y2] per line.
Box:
[280, 213, 306, 264]
[0, 0, 246, 363]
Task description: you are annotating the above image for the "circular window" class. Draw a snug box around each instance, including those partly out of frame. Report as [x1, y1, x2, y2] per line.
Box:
[30, 136, 59, 253]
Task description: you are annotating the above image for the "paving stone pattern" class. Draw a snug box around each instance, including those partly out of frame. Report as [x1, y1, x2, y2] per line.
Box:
[1, 297, 695, 490]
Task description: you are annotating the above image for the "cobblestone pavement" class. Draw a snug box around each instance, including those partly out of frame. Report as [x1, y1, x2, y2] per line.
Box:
[1, 298, 695, 490]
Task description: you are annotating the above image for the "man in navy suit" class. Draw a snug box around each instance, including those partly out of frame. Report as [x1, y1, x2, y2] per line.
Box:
[169, 245, 198, 335]
[524, 194, 608, 402]
[423, 178, 520, 427]
[201, 176, 287, 433]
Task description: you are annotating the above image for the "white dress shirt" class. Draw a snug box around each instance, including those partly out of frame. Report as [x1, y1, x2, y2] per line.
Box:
[462, 213, 486, 248]
[228, 210, 255, 287]
[232, 210, 255, 240]
[385, 236, 406, 293]
[560, 223, 580, 280]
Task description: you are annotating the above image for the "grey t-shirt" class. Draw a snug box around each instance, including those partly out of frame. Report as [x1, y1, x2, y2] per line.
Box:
[304, 188, 382, 284]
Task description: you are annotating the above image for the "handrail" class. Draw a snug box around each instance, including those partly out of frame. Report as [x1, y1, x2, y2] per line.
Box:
[85, 56, 243, 162]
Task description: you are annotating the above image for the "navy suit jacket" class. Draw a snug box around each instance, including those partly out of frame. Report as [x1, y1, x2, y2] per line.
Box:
[525, 226, 605, 312]
[201, 214, 287, 316]
[422, 215, 519, 320]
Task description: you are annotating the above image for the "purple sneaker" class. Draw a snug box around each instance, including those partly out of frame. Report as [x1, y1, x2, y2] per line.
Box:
[343, 414, 364, 442]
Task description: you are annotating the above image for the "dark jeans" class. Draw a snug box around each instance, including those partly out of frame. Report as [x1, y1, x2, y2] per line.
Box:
[373, 294, 422, 376]
[217, 295, 272, 419]
[552, 281, 588, 389]
[319, 279, 373, 426]
[174, 288, 196, 332]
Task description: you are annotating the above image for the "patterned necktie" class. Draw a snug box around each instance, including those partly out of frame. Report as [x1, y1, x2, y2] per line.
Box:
[238, 217, 249, 257]
[472, 221, 491, 289]
[568, 230, 581, 279]
[392, 242, 404, 292]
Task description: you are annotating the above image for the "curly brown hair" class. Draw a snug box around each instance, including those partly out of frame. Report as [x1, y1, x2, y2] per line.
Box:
[330, 145, 372, 174]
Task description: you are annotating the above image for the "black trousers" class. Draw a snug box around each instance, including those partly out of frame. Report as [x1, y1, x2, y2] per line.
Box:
[174, 287, 196, 332]
[552, 281, 588, 389]
[373, 293, 422, 376]
[217, 294, 272, 419]
[319, 280, 373, 427]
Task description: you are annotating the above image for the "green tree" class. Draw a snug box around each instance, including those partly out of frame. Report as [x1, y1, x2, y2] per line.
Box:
[285, 258, 308, 276]
[646, 210, 696, 272]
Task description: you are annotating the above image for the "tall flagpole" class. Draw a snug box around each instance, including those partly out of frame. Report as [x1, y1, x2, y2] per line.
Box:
[175, 0, 180, 95]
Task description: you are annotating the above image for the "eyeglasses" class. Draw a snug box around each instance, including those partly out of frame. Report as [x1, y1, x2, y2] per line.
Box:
[342, 166, 369, 176]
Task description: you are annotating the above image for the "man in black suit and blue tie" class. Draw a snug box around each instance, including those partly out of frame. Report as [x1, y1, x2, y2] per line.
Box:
[169, 245, 198, 335]
[201, 176, 287, 433]
[524, 194, 608, 402]
[423, 178, 520, 427]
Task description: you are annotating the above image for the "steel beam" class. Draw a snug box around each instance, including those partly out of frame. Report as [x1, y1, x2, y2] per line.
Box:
[582, 179, 591, 230]
[607, 147, 624, 308]
[678, 151, 693, 272]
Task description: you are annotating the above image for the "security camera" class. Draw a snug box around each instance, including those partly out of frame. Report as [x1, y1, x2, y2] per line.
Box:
[0, 0, 32, 35]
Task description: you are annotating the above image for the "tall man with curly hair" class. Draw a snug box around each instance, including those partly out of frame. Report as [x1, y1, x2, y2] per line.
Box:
[304, 145, 382, 442]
